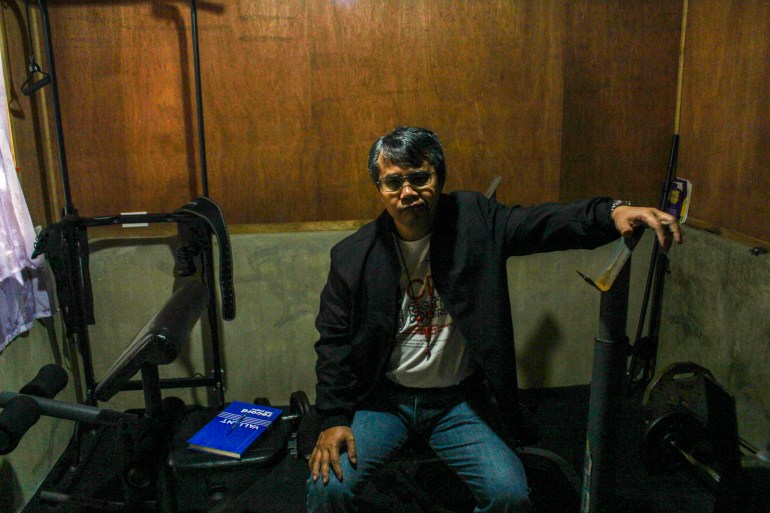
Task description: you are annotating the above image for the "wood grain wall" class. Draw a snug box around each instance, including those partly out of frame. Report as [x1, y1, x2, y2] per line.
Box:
[3, 1, 767, 242]
[678, 1, 769, 243]
[559, 1, 682, 206]
[18, 0, 570, 224]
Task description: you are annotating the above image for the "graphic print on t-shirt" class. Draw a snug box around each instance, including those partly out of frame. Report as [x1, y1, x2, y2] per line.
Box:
[397, 275, 449, 353]
[387, 235, 473, 388]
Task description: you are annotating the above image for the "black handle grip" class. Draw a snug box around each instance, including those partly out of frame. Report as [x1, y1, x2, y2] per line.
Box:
[0, 395, 42, 455]
[19, 364, 68, 399]
[21, 75, 51, 96]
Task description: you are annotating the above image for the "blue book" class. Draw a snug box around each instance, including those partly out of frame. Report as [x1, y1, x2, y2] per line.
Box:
[187, 401, 283, 459]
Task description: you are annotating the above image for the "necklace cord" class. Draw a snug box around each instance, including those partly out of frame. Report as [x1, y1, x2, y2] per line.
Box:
[395, 237, 435, 358]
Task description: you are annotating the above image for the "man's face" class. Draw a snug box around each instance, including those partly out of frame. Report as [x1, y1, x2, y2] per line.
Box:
[376, 154, 442, 241]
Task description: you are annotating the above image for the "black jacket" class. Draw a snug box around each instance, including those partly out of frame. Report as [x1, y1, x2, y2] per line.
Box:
[313, 191, 619, 431]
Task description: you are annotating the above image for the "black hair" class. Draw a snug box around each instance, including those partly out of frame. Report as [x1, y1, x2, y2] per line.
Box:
[367, 126, 446, 187]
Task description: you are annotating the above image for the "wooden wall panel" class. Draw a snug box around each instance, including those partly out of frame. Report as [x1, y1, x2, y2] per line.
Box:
[6, 1, 767, 243]
[28, 0, 567, 224]
[204, 0, 569, 221]
[16, 0, 768, 244]
[559, 1, 683, 207]
[678, 0, 770, 242]
[45, 2, 206, 216]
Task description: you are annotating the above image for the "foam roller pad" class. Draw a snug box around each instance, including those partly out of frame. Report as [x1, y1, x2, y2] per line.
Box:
[19, 364, 68, 399]
[0, 395, 42, 455]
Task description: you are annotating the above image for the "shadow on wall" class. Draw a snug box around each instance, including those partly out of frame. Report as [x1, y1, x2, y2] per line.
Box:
[0, 459, 22, 513]
[517, 313, 562, 388]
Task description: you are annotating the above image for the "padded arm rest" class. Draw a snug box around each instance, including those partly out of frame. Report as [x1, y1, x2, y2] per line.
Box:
[95, 280, 209, 402]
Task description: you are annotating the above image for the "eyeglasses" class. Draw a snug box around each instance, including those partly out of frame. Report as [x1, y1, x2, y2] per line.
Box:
[377, 170, 436, 192]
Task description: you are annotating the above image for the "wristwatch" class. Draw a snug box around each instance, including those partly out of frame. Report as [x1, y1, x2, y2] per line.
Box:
[609, 199, 631, 217]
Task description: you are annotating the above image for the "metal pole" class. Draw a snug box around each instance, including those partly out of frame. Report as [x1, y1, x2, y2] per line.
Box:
[140, 365, 163, 419]
[189, 0, 223, 405]
[0, 391, 136, 426]
[37, 0, 74, 215]
[190, 0, 208, 197]
[581, 257, 631, 513]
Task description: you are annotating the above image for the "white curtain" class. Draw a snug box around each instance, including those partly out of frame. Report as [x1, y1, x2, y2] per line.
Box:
[0, 49, 53, 352]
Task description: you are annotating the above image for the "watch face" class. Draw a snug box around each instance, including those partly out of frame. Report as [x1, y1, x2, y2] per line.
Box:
[611, 200, 630, 214]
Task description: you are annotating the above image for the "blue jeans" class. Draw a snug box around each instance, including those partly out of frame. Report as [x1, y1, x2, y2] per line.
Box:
[306, 380, 531, 512]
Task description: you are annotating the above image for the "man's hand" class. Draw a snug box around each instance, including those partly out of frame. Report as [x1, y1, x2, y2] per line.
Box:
[612, 205, 683, 251]
[309, 426, 357, 484]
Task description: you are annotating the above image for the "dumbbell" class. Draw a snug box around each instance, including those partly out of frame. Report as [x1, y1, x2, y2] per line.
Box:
[641, 409, 720, 485]
[289, 391, 311, 419]
[251, 391, 310, 427]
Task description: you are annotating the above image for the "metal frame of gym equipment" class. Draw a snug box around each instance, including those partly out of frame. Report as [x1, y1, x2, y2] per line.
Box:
[578, 236, 636, 513]
[1, 281, 213, 510]
[578, 234, 768, 513]
[640, 361, 769, 513]
[24, 0, 228, 409]
[0, 1, 301, 511]
[0, 279, 306, 511]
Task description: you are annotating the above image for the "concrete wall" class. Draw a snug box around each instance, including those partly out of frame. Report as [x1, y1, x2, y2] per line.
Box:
[657, 228, 770, 448]
[1, 225, 768, 511]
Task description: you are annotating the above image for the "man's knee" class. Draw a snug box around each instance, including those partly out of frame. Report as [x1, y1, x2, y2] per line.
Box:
[476, 474, 531, 512]
[306, 473, 355, 512]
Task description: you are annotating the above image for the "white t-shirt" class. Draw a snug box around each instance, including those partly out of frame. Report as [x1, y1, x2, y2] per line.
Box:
[385, 234, 474, 388]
